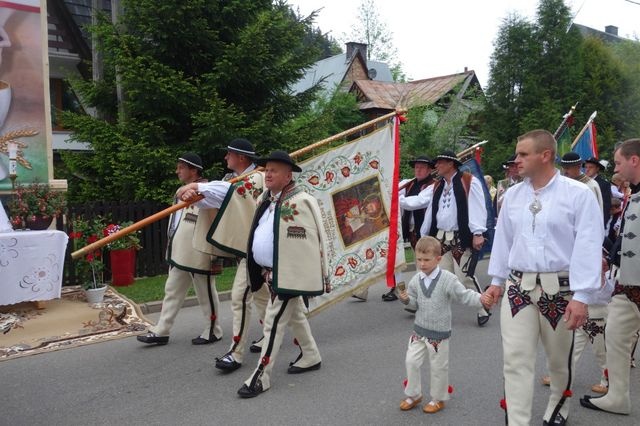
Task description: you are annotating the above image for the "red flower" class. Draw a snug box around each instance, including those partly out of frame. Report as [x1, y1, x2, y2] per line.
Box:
[448, 385, 454, 394]
[348, 257, 358, 268]
[563, 389, 573, 398]
[341, 166, 351, 177]
[335, 266, 346, 277]
[237, 186, 246, 195]
[365, 248, 375, 260]
[86, 253, 94, 262]
[261, 356, 270, 366]
[499, 399, 507, 410]
[353, 153, 362, 165]
[402, 378, 408, 389]
[245, 182, 253, 189]
[325, 171, 334, 183]
[308, 175, 320, 186]
[87, 235, 98, 244]
[369, 160, 379, 169]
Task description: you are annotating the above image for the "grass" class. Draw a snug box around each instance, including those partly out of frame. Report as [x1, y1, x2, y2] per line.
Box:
[117, 249, 415, 304]
[115, 266, 237, 304]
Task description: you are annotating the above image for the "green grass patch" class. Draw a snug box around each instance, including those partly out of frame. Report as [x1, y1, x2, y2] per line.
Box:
[115, 266, 237, 304]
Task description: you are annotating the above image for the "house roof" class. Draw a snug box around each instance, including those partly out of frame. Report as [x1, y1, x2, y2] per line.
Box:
[290, 52, 394, 95]
[350, 70, 478, 111]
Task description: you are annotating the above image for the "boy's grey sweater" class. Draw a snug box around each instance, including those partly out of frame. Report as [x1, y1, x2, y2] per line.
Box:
[403, 269, 483, 340]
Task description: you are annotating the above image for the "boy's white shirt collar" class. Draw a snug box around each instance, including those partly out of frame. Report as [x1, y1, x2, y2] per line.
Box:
[418, 266, 440, 281]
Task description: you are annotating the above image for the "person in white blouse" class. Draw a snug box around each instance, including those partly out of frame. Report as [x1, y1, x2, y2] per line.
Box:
[401, 150, 489, 326]
[485, 129, 604, 426]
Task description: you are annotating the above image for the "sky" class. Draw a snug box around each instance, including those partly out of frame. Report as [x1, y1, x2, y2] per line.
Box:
[287, 0, 640, 87]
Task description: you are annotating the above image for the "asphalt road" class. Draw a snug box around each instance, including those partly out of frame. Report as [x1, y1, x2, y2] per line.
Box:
[1, 260, 638, 425]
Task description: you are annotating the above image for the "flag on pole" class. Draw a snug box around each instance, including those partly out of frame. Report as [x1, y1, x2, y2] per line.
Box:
[553, 103, 577, 157]
[572, 112, 598, 160]
[296, 119, 404, 316]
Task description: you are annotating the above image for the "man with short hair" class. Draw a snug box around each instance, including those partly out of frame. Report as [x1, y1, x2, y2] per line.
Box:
[237, 150, 330, 398]
[485, 129, 604, 425]
[137, 152, 223, 346]
[581, 138, 640, 415]
[584, 157, 612, 227]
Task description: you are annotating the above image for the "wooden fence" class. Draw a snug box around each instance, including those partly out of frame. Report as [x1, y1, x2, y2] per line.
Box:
[60, 200, 170, 285]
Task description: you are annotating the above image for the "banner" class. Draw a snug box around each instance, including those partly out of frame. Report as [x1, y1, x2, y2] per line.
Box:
[573, 121, 598, 161]
[0, 0, 50, 189]
[296, 121, 405, 315]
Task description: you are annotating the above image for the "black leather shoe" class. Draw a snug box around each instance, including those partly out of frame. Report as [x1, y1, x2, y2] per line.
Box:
[237, 382, 264, 398]
[580, 395, 616, 413]
[215, 353, 242, 372]
[287, 361, 321, 374]
[542, 413, 567, 425]
[477, 312, 491, 327]
[137, 332, 169, 345]
[250, 337, 263, 353]
[382, 288, 398, 301]
[192, 336, 220, 345]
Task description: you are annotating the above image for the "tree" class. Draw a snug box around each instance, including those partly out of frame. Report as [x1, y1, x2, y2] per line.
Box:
[345, 0, 405, 81]
[60, 0, 329, 202]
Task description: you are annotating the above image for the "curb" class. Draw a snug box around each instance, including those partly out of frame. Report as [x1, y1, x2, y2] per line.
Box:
[137, 262, 417, 314]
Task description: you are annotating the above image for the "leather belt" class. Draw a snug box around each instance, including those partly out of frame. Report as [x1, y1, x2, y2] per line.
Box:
[510, 270, 570, 295]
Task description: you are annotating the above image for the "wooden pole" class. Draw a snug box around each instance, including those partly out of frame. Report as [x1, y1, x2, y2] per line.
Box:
[71, 110, 407, 259]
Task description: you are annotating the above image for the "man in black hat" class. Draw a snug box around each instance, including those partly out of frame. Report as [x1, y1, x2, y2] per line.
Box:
[237, 150, 330, 398]
[417, 150, 490, 326]
[137, 152, 224, 346]
[584, 157, 612, 227]
[560, 152, 604, 215]
[495, 154, 522, 215]
[178, 138, 272, 371]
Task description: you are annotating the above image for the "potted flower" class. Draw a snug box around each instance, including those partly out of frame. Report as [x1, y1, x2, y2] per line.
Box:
[8, 181, 66, 230]
[103, 221, 142, 287]
[69, 216, 107, 303]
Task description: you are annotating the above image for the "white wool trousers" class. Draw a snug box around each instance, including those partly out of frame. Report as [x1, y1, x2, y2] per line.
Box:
[404, 333, 450, 402]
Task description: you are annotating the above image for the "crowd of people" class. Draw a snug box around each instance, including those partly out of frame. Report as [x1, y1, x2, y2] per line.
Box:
[133, 131, 639, 426]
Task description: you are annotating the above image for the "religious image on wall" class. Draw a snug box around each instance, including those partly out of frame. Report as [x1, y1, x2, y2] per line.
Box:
[296, 120, 404, 315]
[0, 1, 48, 190]
[332, 176, 389, 248]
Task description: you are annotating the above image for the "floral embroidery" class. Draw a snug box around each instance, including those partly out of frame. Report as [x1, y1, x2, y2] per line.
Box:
[334, 266, 345, 277]
[507, 284, 532, 317]
[353, 153, 363, 165]
[369, 160, 379, 169]
[427, 338, 442, 353]
[307, 175, 320, 186]
[341, 166, 351, 177]
[582, 319, 605, 344]
[365, 248, 375, 260]
[325, 171, 334, 183]
[280, 202, 299, 222]
[614, 284, 640, 311]
[537, 292, 569, 330]
[235, 177, 263, 200]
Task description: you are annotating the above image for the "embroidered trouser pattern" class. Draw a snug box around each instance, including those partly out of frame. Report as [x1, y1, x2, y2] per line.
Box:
[404, 333, 450, 402]
[573, 304, 608, 387]
[586, 291, 640, 414]
[227, 259, 270, 363]
[501, 279, 574, 426]
[244, 294, 321, 391]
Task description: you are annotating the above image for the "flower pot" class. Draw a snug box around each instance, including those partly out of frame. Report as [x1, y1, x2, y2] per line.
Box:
[84, 285, 107, 304]
[25, 215, 53, 230]
[110, 248, 136, 286]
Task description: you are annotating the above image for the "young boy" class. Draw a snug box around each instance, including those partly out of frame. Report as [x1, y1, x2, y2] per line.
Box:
[398, 236, 493, 414]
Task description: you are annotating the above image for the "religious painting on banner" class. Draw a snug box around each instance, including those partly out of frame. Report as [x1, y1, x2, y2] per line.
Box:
[296, 121, 405, 316]
[0, 0, 51, 188]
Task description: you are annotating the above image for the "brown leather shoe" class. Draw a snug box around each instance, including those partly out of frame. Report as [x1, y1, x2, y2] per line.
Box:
[423, 400, 445, 413]
[591, 384, 608, 394]
[399, 396, 422, 411]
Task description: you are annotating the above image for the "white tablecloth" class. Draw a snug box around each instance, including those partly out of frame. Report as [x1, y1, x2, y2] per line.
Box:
[0, 230, 68, 305]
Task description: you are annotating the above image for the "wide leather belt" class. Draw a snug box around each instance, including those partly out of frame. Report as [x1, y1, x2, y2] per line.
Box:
[510, 270, 570, 296]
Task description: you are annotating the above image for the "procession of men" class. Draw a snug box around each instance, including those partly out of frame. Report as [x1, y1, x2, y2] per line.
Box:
[123, 131, 640, 425]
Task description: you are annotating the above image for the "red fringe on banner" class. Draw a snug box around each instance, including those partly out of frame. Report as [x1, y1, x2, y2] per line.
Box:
[386, 114, 403, 287]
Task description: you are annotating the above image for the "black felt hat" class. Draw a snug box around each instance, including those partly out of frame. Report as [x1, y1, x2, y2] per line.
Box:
[435, 150, 462, 167]
[560, 152, 582, 166]
[502, 154, 517, 169]
[178, 152, 203, 170]
[256, 150, 302, 173]
[408, 155, 435, 168]
[583, 156, 605, 170]
[226, 138, 257, 158]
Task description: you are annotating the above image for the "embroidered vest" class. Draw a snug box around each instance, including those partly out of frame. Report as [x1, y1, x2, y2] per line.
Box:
[619, 191, 640, 287]
[428, 172, 473, 248]
[401, 176, 433, 238]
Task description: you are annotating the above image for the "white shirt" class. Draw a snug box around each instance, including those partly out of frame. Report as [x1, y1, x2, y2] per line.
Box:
[487, 171, 604, 304]
[418, 172, 487, 236]
[195, 164, 256, 209]
[399, 181, 433, 212]
[251, 192, 281, 268]
[0, 199, 11, 232]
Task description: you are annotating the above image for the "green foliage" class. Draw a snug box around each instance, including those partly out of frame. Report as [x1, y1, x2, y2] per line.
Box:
[61, 0, 329, 202]
[69, 216, 107, 289]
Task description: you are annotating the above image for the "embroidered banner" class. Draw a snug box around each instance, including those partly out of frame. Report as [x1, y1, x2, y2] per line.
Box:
[296, 121, 405, 315]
